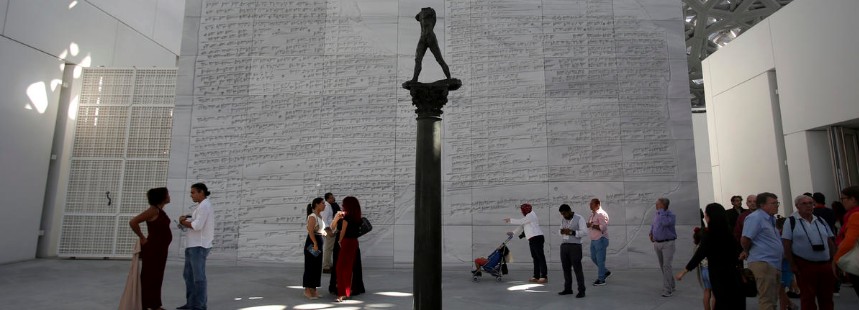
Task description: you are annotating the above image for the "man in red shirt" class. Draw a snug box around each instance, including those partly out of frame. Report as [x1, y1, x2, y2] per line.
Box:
[734, 194, 757, 242]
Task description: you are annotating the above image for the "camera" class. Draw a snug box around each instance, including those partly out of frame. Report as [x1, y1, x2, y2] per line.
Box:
[812, 244, 825, 252]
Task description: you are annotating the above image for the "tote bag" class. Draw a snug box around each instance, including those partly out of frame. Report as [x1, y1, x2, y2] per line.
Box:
[118, 242, 142, 310]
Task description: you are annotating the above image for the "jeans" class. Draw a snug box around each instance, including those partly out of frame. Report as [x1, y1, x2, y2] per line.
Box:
[183, 247, 210, 310]
[590, 237, 609, 280]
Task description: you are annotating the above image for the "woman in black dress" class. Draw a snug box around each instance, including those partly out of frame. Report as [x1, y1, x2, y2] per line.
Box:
[129, 187, 172, 310]
[676, 203, 745, 310]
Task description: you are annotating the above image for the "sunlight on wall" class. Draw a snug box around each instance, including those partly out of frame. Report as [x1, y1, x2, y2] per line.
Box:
[68, 1, 78, 10]
[26, 82, 49, 114]
[50, 79, 62, 91]
[72, 54, 91, 78]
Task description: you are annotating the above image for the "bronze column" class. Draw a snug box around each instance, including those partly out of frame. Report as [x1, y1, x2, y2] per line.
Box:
[403, 78, 461, 310]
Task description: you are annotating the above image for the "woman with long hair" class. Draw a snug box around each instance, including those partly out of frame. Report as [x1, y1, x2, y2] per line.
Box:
[334, 196, 363, 302]
[835, 185, 859, 298]
[128, 187, 172, 310]
[676, 203, 745, 309]
[302, 197, 326, 299]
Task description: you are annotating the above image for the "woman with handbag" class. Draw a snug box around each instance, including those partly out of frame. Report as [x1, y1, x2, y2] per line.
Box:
[334, 196, 363, 302]
[676, 203, 745, 310]
[328, 208, 365, 297]
[835, 186, 859, 298]
[303, 198, 328, 299]
[128, 187, 172, 310]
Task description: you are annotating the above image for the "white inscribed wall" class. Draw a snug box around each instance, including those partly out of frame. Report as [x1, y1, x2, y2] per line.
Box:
[170, 0, 697, 268]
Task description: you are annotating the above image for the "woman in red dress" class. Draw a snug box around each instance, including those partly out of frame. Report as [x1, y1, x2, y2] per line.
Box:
[333, 196, 363, 302]
[129, 187, 172, 310]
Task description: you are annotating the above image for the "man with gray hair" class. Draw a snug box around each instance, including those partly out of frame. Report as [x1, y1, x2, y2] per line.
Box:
[783, 195, 836, 310]
[650, 197, 677, 297]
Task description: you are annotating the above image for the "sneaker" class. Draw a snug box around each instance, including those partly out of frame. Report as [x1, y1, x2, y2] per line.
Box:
[558, 290, 573, 295]
[604, 271, 612, 279]
[575, 291, 586, 298]
[593, 279, 606, 286]
[661, 291, 673, 297]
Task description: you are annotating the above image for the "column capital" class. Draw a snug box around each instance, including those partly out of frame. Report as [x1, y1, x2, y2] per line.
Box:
[402, 79, 462, 118]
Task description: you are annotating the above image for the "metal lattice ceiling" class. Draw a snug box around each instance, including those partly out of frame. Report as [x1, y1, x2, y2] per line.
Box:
[683, 0, 793, 109]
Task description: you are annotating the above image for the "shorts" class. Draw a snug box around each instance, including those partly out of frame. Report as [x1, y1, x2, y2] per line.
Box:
[701, 266, 712, 289]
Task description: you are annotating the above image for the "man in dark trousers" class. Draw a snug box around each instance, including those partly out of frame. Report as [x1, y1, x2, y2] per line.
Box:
[557, 204, 587, 298]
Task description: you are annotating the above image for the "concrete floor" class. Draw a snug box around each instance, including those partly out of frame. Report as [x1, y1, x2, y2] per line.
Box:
[0, 259, 856, 309]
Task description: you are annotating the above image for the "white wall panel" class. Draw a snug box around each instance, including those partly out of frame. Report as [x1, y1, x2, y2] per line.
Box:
[711, 72, 786, 203]
[705, 20, 775, 96]
[87, 0, 158, 39]
[0, 37, 64, 264]
[154, 0, 186, 54]
[112, 23, 176, 67]
[784, 131, 813, 206]
[768, 0, 859, 134]
[807, 131, 838, 204]
[5, 0, 118, 66]
[169, 0, 697, 266]
[0, 0, 9, 34]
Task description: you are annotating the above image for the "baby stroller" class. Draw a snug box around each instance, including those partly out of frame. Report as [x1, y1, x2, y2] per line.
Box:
[472, 235, 512, 282]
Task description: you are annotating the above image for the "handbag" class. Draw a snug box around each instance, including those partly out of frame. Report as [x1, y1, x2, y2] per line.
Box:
[837, 241, 859, 275]
[357, 217, 372, 237]
[740, 267, 757, 297]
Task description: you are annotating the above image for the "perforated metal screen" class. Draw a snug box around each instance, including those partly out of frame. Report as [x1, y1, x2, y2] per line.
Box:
[59, 68, 176, 258]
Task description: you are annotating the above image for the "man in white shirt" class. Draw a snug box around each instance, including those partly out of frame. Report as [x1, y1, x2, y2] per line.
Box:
[178, 183, 215, 310]
[320, 193, 336, 273]
[558, 204, 588, 297]
[505, 203, 547, 283]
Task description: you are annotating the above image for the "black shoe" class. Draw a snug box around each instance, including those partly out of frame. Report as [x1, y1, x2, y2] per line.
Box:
[576, 291, 586, 298]
[593, 279, 606, 286]
[605, 271, 612, 279]
[787, 291, 800, 298]
[558, 290, 573, 295]
[176, 306, 190, 310]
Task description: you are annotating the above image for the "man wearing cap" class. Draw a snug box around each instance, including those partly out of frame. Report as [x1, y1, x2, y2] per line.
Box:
[505, 203, 547, 283]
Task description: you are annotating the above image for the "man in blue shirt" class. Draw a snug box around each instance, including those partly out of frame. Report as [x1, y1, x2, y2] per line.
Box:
[740, 192, 784, 310]
[650, 197, 677, 297]
[783, 195, 836, 310]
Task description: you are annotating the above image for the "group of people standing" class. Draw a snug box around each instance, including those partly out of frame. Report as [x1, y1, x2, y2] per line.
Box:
[502, 198, 612, 298]
[674, 186, 859, 310]
[126, 183, 214, 310]
[302, 194, 365, 302]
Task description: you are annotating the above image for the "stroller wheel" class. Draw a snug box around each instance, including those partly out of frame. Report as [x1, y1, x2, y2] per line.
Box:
[495, 276, 503, 282]
[472, 276, 480, 282]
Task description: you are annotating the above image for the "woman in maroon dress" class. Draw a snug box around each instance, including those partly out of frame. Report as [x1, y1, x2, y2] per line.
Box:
[129, 187, 173, 310]
[333, 196, 363, 302]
